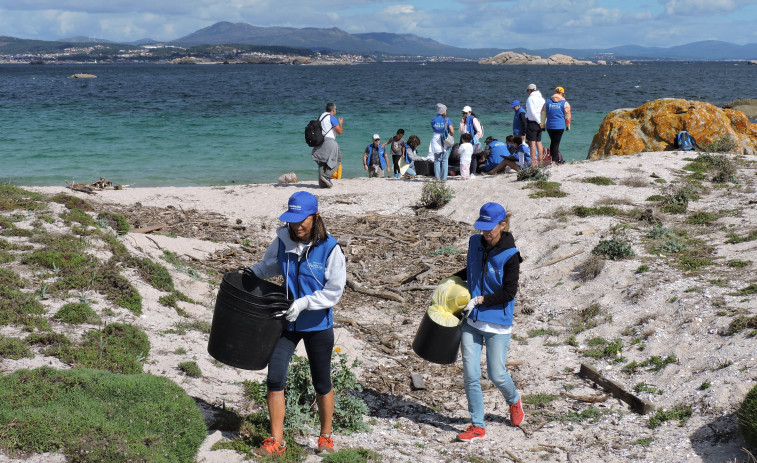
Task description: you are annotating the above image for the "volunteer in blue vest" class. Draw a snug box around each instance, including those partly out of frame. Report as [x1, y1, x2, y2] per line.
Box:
[452, 202, 524, 442]
[459, 105, 484, 151]
[480, 137, 521, 174]
[510, 100, 527, 136]
[249, 191, 347, 457]
[541, 86, 571, 165]
[363, 134, 390, 178]
[429, 103, 454, 180]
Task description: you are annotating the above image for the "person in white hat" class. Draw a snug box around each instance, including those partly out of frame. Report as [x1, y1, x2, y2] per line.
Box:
[459, 105, 484, 149]
[363, 133, 390, 178]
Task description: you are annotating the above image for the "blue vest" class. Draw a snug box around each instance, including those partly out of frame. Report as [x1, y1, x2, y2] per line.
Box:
[431, 115, 450, 134]
[464, 115, 475, 136]
[404, 143, 414, 163]
[365, 144, 386, 169]
[484, 141, 508, 171]
[512, 107, 526, 135]
[277, 235, 339, 331]
[466, 234, 519, 326]
[545, 99, 567, 130]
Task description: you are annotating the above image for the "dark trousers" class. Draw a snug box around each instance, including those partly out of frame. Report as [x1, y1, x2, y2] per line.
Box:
[392, 155, 401, 174]
[547, 128, 565, 163]
[267, 328, 335, 395]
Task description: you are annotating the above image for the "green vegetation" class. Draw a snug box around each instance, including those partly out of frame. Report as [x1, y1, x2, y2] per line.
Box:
[0, 184, 45, 212]
[699, 381, 711, 390]
[582, 337, 622, 360]
[685, 211, 718, 226]
[528, 180, 567, 198]
[97, 211, 130, 234]
[582, 176, 615, 186]
[571, 303, 604, 334]
[701, 135, 738, 154]
[60, 208, 96, 227]
[0, 367, 206, 462]
[548, 406, 605, 423]
[126, 256, 174, 291]
[632, 436, 654, 447]
[726, 230, 757, 244]
[322, 448, 382, 463]
[623, 355, 677, 373]
[516, 166, 550, 181]
[50, 323, 149, 374]
[50, 193, 93, 211]
[54, 302, 101, 325]
[739, 383, 757, 450]
[0, 334, 33, 359]
[420, 181, 454, 209]
[592, 237, 635, 261]
[212, 410, 306, 462]
[528, 328, 557, 338]
[634, 383, 663, 395]
[576, 255, 605, 281]
[572, 205, 622, 217]
[178, 361, 202, 378]
[648, 404, 693, 429]
[727, 259, 752, 268]
[635, 264, 650, 274]
[726, 315, 757, 335]
[522, 393, 558, 406]
[430, 245, 462, 256]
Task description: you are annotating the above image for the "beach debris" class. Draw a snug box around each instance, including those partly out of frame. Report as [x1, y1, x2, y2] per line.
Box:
[65, 178, 125, 194]
[277, 172, 298, 184]
[69, 73, 96, 79]
[130, 223, 169, 234]
[410, 373, 426, 390]
[578, 363, 654, 414]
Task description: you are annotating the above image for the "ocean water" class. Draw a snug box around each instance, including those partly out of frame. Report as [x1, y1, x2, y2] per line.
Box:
[1, 62, 754, 187]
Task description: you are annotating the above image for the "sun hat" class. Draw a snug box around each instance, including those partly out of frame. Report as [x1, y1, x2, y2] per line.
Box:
[279, 191, 318, 223]
[510, 99, 521, 108]
[555, 86, 565, 95]
[462, 105, 472, 113]
[526, 83, 537, 91]
[373, 133, 380, 140]
[474, 203, 506, 231]
[436, 103, 447, 114]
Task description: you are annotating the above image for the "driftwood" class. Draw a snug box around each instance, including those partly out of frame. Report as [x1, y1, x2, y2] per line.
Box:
[393, 284, 437, 292]
[563, 392, 610, 403]
[346, 278, 405, 303]
[578, 363, 654, 414]
[533, 249, 584, 269]
[130, 223, 169, 234]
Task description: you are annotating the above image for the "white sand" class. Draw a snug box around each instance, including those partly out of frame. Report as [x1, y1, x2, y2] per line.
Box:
[13, 151, 757, 462]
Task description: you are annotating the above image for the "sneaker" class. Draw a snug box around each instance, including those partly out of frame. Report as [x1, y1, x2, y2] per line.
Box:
[253, 437, 286, 456]
[456, 424, 485, 442]
[319, 176, 333, 188]
[317, 434, 334, 454]
[394, 173, 401, 178]
[510, 397, 525, 426]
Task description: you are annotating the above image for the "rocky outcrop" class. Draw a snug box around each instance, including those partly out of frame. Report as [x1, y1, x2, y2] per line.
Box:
[723, 98, 757, 120]
[478, 51, 620, 65]
[587, 98, 757, 159]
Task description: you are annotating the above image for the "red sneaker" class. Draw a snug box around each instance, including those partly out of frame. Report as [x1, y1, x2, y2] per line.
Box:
[317, 434, 334, 454]
[456, 424, 485, 442]
[253, 437, 286, 456]
[510, 397, 525, 426]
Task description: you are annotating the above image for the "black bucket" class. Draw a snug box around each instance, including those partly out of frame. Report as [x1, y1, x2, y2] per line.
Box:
[414, 160, 434, 177]
[207, 270, 291, 370]
[412, 312, 462, 364]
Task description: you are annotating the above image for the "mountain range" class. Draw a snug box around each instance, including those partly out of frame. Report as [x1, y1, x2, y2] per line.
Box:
[6, 21, 757, 61]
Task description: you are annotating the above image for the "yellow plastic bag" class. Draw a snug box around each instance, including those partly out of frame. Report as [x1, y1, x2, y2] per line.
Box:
[427, 276, 471, 327]
[330, 164, 342, 179]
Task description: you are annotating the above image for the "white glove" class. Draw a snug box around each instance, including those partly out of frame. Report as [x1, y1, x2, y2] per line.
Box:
[284, 299, 307, 322]
[462, 298, 477, 318]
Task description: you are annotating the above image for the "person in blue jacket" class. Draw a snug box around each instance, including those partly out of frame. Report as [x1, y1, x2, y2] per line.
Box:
[452, 202, 525, 442]
[481, 137, 521, 174]
[510, 100, 527, 136]
[363, 133, 390, 178]
[250, 191, 347, 456]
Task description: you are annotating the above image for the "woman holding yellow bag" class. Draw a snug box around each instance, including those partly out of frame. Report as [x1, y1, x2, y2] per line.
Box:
[452, 202, 524, 442]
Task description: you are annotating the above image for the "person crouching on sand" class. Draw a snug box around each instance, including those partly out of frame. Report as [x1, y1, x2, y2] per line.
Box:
[249, 191, 347, 456]
[451, 202, 525, 441]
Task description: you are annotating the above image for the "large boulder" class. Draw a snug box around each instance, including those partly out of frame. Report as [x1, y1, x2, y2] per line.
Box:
[723, 98, 757, 120]
[479, 51, 601, 65]
[587, 98, 757, 159]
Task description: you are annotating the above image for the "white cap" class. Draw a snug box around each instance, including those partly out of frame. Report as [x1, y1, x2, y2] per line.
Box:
[373, 133, 380, 140]
[462, 105, 472, 113]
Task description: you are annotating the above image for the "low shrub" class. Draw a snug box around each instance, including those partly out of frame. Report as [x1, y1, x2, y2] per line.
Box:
[739, 383, 757, 450]
[419, 181, 454, 209]
[516, 166, 550, 182]
[97, 211, 130, 234]
[51, 323, 150, 374]
[178, 361, 202, 378]
[648, 404, 692, 429]
[592, 237, 635, 260]
[582, 176, 615, 186]
[126, 256, 174, 292]
[323, 448, 382, 463]
[572, 205, 622, 217]
[0, 334, 33, 359]
[55, 302, 101, 325]
[575, 255, 605, 281]
[701, 135, 738, 154]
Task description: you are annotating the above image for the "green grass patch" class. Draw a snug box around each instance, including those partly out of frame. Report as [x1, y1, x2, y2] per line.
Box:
[60, 208, 96, 227]
[516, 166, 550, 181]
[50, 193, 93, 211]
[97, 211, 130, 234]
[94, 267, 143, 315]
[582, 176, 615, 186]
[635, 265, 649, 274]
[726, 230, 757, 244]
[212, 410, 306, 461]
[632, 437, 655, 447]
[529, 180, 567, 198]
[0, 367, 206, 462]
[322, 448, 382, 463]
[648, 404, 693, 429]
[634, 382, 663, 395]
[727, 259, 752, 268]
[178, 361, 202, 378]
[50, 323, 149, 374]
[0, 334, 33, 359]
[522, 393, 558, 406]
[685, 211, 718, 226]
[528, 328, 557, 338]
[582, 337, 622, 360]
[158, 290, 196, 314]
[54, 302, 101, 325]
[572, 205, 622, 217]
[727, 315, 757, 335]
[659, 184, 700, 214]
[0, 285, 47, 329]
[126, 256, 174, 292]
[547, 406, 605, 423]
[26, 332, 71, 349]
[0, 184, 45, 212]
[592, 237, 635, 260]
[623, 355, 677, 373]
[571, 303, 603, 334]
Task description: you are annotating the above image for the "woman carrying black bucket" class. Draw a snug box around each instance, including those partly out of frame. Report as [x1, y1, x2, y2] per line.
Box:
[248, 191, 346, 456]
[452, 202, 525, 442]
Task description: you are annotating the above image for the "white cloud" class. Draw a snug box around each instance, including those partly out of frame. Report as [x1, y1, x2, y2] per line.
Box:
[660, 0, 752, 16]
[384, 5, 416, 15]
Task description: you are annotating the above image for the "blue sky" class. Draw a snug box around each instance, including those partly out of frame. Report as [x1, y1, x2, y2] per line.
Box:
[1, 0, 757, 49]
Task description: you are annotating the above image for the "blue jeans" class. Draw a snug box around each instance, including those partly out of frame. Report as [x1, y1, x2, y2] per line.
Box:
[433, 151, 448, 180]
[461, 322, 519, 428]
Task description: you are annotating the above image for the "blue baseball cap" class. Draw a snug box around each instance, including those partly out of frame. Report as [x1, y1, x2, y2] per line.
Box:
[510, 100, 521, 108]
[474, 203, 506, 231]
[279, 191, 318, 223]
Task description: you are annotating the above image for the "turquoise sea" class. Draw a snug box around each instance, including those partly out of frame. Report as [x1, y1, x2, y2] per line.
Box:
[1, 62, 754, 187]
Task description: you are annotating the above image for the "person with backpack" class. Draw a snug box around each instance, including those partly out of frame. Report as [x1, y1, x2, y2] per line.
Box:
[459, 105, 484, 152]
[541, 86, 571, 165]
[310, 102, 344, 188]
[363, 134, 390, 178]
[429, 103, 454, 180]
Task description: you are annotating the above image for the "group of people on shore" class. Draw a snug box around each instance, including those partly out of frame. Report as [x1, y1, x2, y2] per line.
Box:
[309, 85, 571, 186]
[248, 191, 523, 455]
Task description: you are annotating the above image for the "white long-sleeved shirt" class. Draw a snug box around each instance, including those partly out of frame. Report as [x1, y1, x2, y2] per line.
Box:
[251, 226, 346, 311]
[525, 90, 545, 122]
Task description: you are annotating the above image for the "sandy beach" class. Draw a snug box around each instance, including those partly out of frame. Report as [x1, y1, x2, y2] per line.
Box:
[4, 150, 756, 462]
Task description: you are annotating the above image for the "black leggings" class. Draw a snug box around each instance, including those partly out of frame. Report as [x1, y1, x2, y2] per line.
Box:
[392, 155, 402, 174]
[547, 128, 564, 163]
[267, 328, 334, 395]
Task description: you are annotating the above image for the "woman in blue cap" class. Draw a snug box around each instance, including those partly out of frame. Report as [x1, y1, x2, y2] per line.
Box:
[452, 202, 524, 442]
[249, 191, 346, 456]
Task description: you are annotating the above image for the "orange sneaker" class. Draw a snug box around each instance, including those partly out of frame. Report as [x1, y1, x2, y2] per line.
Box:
[253, 437, 286, 456]
[510, 397, 525, 426]
[456, 424, 485, 442]
[317, 434, 334, 454]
